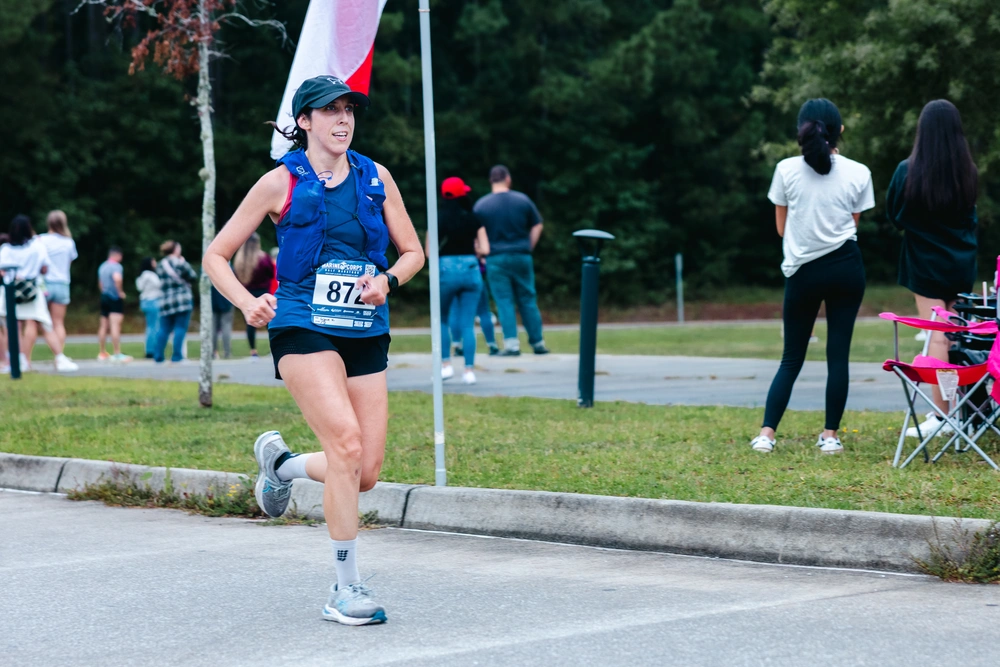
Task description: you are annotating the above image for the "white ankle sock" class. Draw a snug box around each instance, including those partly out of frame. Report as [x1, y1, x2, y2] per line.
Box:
[330, 538, 360, 588]
[275, 453, 311, 481]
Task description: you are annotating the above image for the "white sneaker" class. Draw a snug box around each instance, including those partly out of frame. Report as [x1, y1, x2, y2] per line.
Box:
[441, 365, 454, 380]
[750, 435, 775, 453]
[54, 354, 79, 372]
[18, 353, 31, 372]
[462, 370, 476, 385]
[915, 331, 928, 342]
[809, 335, 820, 344]
[905, 413, 954, 439]
[816, 435, 844, 454]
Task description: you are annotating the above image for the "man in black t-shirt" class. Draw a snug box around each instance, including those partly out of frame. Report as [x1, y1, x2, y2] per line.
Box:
[473, 165, 548, 355]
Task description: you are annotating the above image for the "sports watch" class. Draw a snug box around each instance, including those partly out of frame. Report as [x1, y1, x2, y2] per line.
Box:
[383, 271, 399, 296]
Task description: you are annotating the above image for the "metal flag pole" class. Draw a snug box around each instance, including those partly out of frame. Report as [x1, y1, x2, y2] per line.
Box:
[418, 0, 446, 486]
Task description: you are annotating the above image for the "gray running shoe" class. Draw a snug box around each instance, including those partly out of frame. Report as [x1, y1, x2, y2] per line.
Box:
[322, 580, 387, 625]
[253, 431, 293, 517]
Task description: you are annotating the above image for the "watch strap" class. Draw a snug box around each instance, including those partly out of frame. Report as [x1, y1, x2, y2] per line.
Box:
[384, 271, 399, 295]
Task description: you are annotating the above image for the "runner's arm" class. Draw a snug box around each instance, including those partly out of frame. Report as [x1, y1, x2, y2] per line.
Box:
[204, 168, 287, 326]
[359, 163, 424, 305]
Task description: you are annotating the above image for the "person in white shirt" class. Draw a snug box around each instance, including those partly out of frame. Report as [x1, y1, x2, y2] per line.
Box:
[135, 257, 163, 359]
[38, 210, 78, 348]
[0, 215, 78, 372]
[750, 99, 873, 457]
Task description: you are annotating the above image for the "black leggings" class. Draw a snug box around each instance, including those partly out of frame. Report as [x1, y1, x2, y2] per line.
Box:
[247, 288, 268, 349]
[763, 241, 866, 432]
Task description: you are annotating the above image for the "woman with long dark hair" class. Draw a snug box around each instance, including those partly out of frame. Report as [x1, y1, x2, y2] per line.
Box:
[887, 99, 978, 436]
[750, 99, 874, 455]
[204, 76, 423, 624]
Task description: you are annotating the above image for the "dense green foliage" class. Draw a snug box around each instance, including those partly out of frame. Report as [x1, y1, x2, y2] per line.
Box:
[1, 0, 996, 308]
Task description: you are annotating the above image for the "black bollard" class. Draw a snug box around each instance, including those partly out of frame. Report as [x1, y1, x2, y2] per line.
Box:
[573, 230, 614, 407]
[1, 265, 21, 379]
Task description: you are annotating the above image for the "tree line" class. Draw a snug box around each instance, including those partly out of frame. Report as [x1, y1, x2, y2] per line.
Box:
[1, 0, 997, 309]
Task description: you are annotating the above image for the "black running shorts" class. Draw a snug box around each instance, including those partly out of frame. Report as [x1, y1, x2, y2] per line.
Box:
[269, 328, 390, 380]
[99, 294, 124, 317]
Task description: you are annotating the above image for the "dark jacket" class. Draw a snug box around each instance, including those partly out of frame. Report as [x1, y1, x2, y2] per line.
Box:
[886, 159, 977, 300]
[437, 197, 481, 256]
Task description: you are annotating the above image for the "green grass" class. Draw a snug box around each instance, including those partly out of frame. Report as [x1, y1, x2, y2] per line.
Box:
[3, 375, 998, 519]
[390, 320, 923, 363]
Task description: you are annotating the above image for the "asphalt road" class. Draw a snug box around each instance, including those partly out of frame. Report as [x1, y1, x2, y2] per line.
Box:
[4, 490, 998, 666]
[34, 352, 905, 412]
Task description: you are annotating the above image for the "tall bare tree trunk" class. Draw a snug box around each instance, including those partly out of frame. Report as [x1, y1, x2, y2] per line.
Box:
[196, 6, 216, 408]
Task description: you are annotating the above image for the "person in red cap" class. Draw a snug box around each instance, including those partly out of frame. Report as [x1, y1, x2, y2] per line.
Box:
[431, 176, 490, 383]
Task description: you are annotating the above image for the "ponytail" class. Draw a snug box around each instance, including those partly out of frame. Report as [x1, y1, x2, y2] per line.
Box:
[798, 120, 832, 175]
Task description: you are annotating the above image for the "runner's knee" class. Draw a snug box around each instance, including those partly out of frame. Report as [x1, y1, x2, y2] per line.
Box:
[359, 456, 384, 492]
[323, 427, 364, 470]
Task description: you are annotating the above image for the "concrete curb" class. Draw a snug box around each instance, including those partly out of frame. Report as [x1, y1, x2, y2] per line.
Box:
[401, 486, 992, 572]
[55, 458, 247, 496]
[289, 479, 417, 524]
[0, 453, 71, 492]
[1, 453, 992, 573]
[0, 453, 413, 526]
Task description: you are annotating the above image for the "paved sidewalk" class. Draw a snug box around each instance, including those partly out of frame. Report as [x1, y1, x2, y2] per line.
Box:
[33, 351, 904, 412]
[3, 491, 997, 667]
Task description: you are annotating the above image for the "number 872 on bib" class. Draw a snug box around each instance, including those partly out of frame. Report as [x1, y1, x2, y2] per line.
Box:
[310, 260, 377, 330]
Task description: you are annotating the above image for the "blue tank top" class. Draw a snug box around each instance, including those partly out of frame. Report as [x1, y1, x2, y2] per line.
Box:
[270, 167, 390, 337]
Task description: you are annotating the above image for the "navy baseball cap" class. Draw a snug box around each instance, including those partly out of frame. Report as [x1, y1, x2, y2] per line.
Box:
[291, 75, 371, 120]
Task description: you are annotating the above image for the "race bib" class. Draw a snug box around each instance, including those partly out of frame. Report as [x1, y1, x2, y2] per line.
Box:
[310, 260, 377, 330]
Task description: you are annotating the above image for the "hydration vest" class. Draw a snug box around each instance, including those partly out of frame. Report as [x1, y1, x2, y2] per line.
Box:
[274, 149, 389, 284]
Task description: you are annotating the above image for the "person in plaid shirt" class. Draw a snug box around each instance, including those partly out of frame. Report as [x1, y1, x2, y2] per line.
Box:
[153, 240, 198, 363]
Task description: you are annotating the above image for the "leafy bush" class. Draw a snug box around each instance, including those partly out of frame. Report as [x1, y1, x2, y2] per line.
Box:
[915, 521, 1000, 584]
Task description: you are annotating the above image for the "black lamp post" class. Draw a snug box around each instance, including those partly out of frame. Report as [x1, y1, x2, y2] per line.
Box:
[1, 264, 21, 380]
[573, 230, 614, 407]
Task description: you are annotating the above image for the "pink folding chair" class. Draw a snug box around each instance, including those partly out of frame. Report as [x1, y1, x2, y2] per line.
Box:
[880, 311, 999, 470]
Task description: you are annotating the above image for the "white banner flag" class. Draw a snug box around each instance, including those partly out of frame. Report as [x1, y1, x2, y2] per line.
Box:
[271, 0, 389, 159]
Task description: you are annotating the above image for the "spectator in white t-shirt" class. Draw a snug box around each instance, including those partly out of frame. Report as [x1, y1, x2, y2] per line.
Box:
[749, 98, 873, 457]
[0, 215, 78, 372]
[38, 210, 78, 348]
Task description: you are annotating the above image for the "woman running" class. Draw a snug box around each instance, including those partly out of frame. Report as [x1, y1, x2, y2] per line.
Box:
[887, 100, 978, 437]
[204, 76, 423, 626]
[750, 99, 873, 455]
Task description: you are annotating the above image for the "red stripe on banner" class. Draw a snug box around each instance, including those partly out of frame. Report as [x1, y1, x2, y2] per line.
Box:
[346, 44, 376, 95]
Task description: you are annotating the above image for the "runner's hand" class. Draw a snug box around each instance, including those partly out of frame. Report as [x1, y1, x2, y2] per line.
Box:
[357, 274, 388, 307]
[243, 293, 277, 328]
